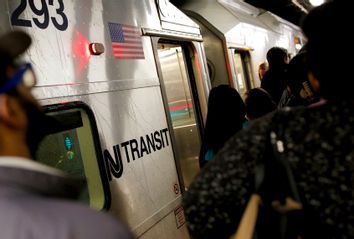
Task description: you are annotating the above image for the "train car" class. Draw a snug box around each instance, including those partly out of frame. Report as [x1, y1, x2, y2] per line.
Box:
[0, 1, 211, 238]
[179, 0, 305, 98]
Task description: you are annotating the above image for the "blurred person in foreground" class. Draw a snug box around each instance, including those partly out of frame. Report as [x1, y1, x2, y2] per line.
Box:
[183, 1, 354, 239]
[0, 30, 133, 239]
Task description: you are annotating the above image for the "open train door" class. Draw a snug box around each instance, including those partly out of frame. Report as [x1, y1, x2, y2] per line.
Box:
[147, 0, 210, 192]
[156, 42, 204, 191]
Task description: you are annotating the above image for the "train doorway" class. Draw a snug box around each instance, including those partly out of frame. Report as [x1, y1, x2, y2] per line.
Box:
[156, 42, 203, 191]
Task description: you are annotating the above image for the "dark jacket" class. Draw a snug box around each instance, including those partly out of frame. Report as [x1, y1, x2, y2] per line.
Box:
[261, 67, 287, 104]
[183, 100, 354, 239]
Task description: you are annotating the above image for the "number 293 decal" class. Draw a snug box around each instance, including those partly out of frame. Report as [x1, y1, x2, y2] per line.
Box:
[11, 0, 68, 31]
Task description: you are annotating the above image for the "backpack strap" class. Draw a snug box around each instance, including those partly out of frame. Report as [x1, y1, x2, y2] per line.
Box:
[269, 130, 302, 203]
[255, 113, 303, 239]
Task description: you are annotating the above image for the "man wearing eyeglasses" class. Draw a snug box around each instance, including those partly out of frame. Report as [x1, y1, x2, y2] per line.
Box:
[0, 30, 134, 239]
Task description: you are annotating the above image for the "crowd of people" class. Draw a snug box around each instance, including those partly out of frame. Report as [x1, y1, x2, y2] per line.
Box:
[184, 1, 354, 239]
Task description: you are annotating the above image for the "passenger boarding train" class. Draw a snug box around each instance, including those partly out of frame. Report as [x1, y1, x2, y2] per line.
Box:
[0, 0, 304, 238]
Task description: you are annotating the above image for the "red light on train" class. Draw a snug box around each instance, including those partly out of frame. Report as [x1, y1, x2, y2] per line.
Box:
[89, 43, 105, 55]
[72, 31, 91, 75]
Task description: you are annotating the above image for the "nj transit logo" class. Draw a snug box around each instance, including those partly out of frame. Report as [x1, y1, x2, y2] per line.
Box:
[104, 128, 169, 180]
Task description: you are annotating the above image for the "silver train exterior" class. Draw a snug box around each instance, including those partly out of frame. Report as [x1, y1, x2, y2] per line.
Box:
[1, 0, 305, 238]
[179, 0, 305, 97]
[1, 1, 210, 238]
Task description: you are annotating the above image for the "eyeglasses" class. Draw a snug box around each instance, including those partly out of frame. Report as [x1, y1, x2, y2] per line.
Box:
[0, 63, 36, 94]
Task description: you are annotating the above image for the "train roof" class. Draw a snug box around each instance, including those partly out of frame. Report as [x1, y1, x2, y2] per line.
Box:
[172, 0, 315, 26]
[179, 0, 304, 48]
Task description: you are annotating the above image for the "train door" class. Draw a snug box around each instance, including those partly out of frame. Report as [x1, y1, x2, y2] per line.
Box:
[229, 49, 255, 98]
[155, 41, 204, 191]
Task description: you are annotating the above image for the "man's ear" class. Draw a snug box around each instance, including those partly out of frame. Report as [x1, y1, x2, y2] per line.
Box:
[0, 94, 25, 129]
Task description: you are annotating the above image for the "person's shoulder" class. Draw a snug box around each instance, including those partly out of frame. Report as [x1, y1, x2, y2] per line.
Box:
[32, 198, 134, 238]
[260, 72, 271, 85]
[48, 200, 132, 233]
[219, 111, 276, 154]
[274, 105, 306, 118]
[1, 196, 134, 239]
[239, 106, 306, 136]
[74, 206, 134, 239]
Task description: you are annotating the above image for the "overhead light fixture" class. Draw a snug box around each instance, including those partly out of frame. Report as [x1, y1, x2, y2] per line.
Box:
[309, 0, 325, 7]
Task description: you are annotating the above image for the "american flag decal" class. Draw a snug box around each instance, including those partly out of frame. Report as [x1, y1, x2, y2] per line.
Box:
[108, 22, 145, 59]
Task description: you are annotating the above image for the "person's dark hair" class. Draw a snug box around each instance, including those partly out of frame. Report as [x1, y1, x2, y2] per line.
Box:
[0, 31, 31, 95]
[199, 85, 245, 167]
[0, 50, 13, 88]
[266, 47, 288, 68]
[302, 1, 351, 100]
[0, 52, 21, 96]
[245, 87, 276, 120]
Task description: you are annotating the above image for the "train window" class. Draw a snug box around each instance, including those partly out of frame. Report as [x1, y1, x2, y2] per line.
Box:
[35, 101, 110, 210]
[232, 50, 255, 98]
[157, 42, 202, 190]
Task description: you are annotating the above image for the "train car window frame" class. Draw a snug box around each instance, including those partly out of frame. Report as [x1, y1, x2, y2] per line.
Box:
[35, 101, 111, 210]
